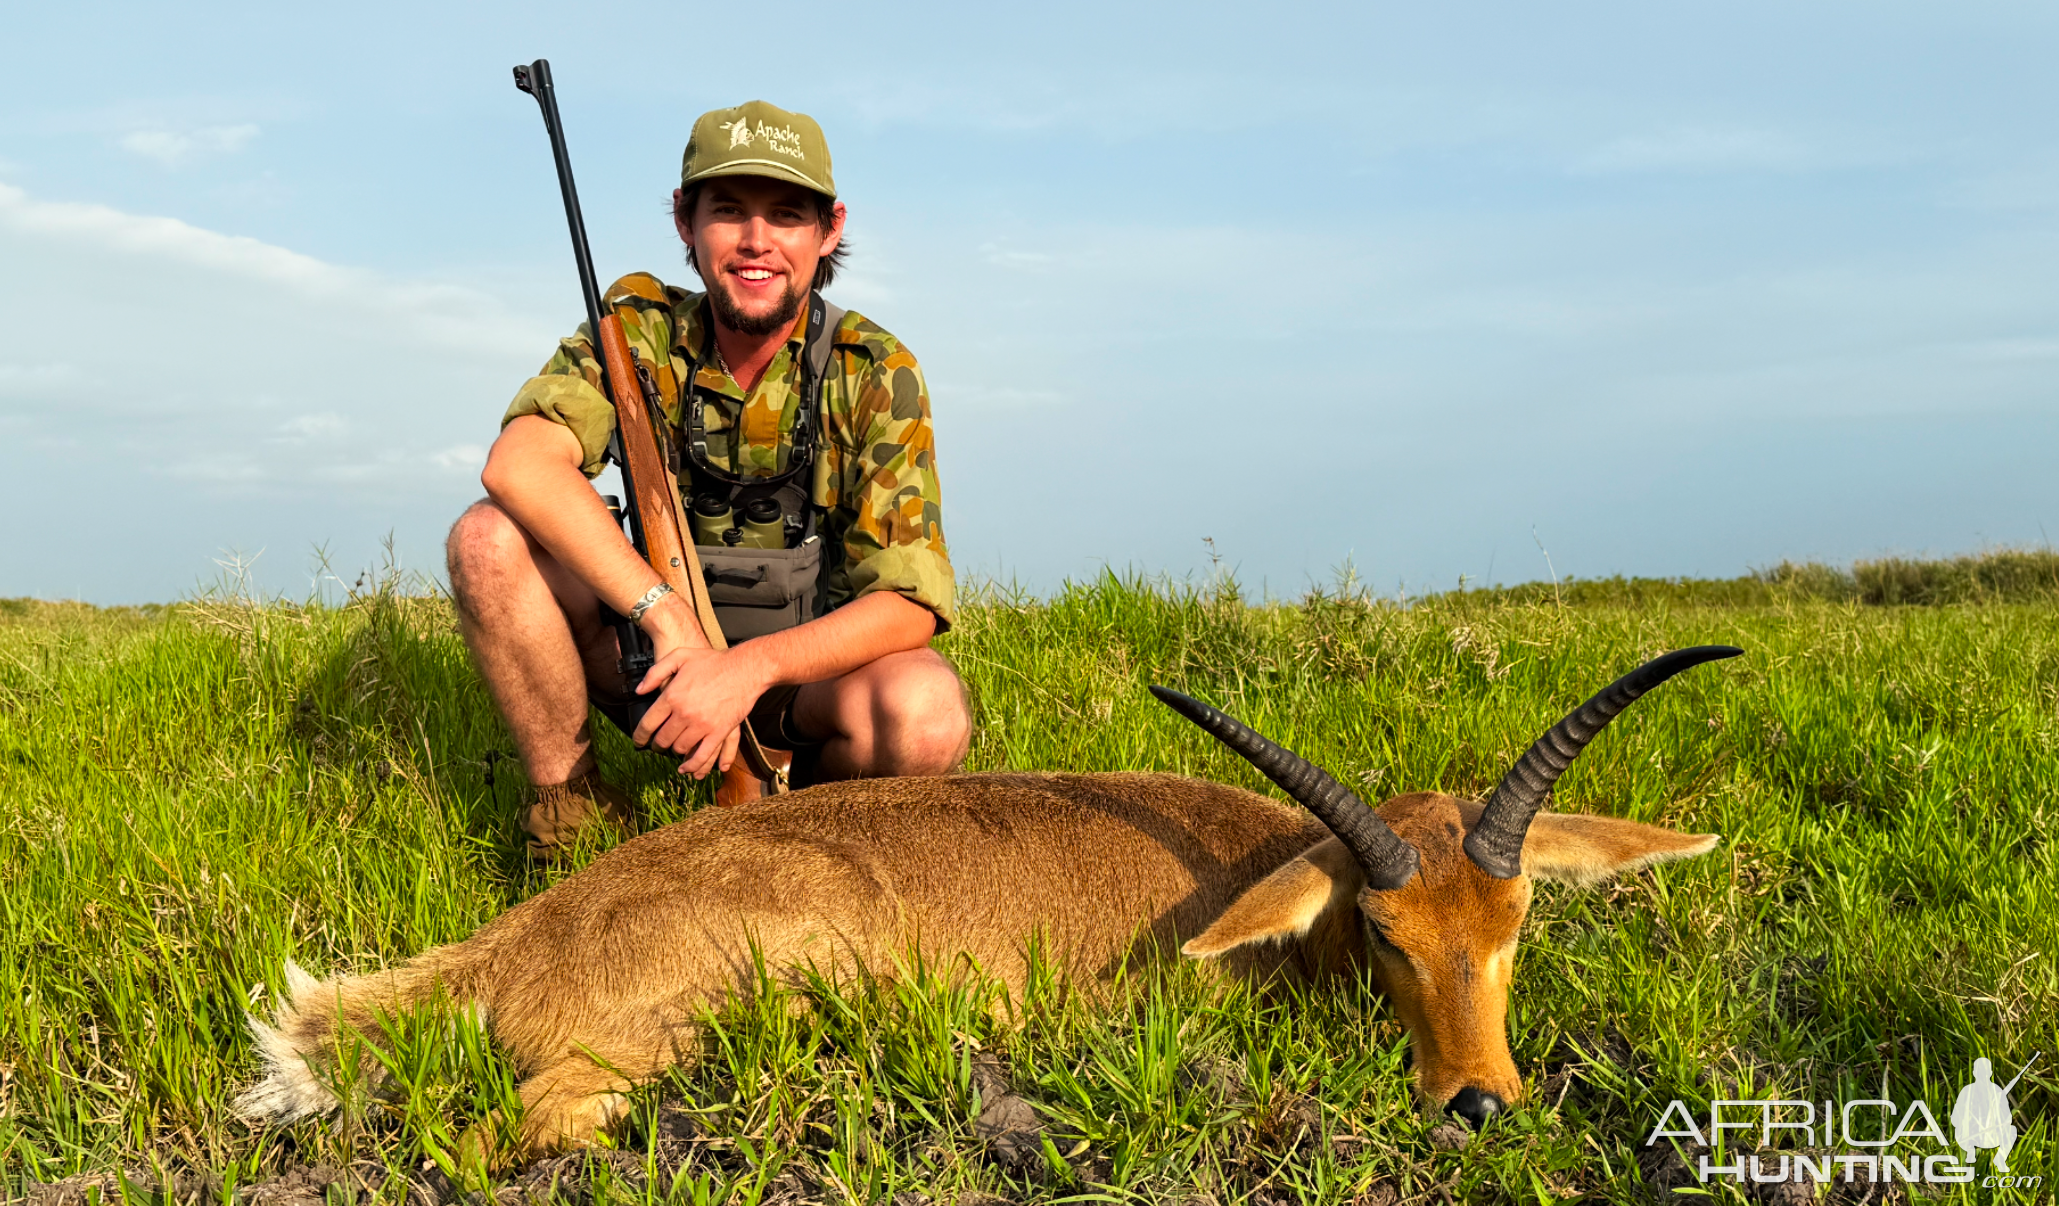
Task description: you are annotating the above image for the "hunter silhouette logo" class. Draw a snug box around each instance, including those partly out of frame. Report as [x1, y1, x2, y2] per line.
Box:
[1954, 1053, 2038, 1173]
[1646, 1050, 2043, 1190]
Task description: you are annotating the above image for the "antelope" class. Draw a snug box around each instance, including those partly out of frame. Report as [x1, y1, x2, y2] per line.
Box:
[237, 646, 1737, 1163]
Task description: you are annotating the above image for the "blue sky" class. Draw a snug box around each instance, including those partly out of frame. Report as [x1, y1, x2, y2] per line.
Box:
[4, 2, 2056, 603]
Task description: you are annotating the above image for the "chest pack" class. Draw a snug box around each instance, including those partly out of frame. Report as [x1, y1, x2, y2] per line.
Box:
[673, 292, 843, 642]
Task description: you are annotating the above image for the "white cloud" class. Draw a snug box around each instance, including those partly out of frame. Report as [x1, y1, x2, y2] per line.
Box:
[0, 183, 548, 358]
[1944, 156, 2059, 214]
[1954, 337, 2059, 362]
[160, 455, 269, 484]
[277, 413, 346, 440]
[0, 362, 84, 398]
[211, 171, 293, 208]
[432, 444, 488, 471]
[949, 384, 1066, 411]
[0, 183, 556, 518]
[118, 123, 260, 167]
[0, 180, 356, 288]
[1575, 126, 1811, 175]
[980, 243, 1053, 272]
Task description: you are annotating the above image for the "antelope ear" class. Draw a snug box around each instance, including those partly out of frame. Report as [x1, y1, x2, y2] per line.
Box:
[1183, 838, 1364, 958]
[1520, 813, 1719, 887]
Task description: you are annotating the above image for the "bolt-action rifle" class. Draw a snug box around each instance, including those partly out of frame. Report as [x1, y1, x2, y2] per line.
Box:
[2001, 1051, 2042, 1096]
[512, 58, 784, 799]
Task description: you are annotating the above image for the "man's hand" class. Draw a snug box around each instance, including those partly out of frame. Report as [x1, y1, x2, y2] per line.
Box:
[615, 562, 938, 784]
[632, 639, 767, 779]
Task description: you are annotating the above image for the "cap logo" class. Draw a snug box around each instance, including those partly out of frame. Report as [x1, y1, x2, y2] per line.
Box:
[717, 116, 806, 161]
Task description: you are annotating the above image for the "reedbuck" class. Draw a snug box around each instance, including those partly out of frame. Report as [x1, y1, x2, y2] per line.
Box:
[239, 647, 1737, 1161]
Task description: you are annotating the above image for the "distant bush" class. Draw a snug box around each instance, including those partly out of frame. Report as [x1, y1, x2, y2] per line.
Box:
[1434, 575, 1788, 609]
[1766, 548, 2059, 605]
[1847, 548, 2059, 605]
[0, 598, 166, 624]
[1433, 547, 2059, 608]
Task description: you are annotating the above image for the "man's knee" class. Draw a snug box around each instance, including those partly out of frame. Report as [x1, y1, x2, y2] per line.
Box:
[873, 652, 971, 772]
[447, 501, 526, 604]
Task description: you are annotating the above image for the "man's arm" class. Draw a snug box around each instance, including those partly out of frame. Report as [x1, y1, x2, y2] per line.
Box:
[632, 590, 937, 776]
[735, 590, 938, 686]
[481, 415, 711, 653]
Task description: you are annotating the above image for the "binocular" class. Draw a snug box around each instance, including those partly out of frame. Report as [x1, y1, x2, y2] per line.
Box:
[691, 495, 790, 549]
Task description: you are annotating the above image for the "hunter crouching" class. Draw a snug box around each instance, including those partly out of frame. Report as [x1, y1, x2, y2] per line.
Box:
[447, 101, 969, 857]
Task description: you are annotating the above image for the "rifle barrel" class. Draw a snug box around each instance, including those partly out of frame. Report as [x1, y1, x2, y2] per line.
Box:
[2001, 1050, 2042, 1095]
[514, 59, 606, 358]
[514, 57, 649, 555]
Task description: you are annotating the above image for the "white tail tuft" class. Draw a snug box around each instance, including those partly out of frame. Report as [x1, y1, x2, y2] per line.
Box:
[231, 948, 476, 1129]
[233, 1020, 335, 1125]
[232, 961, 343, 1126]
[283, 959, 319, 1001]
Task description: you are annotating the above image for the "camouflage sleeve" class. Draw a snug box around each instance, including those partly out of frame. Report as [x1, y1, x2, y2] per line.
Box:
[499, 276, 679, 480]
[502, 333, 617, 479]
[823, 332, 957, 631]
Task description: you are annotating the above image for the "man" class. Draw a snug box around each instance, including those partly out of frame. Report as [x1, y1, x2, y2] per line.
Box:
[1951, 1057, 2019, 1173]
[447, 100, 969, 857]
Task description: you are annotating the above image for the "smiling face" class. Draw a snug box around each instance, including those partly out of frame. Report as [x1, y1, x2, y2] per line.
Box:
[674, 176, 845, 337]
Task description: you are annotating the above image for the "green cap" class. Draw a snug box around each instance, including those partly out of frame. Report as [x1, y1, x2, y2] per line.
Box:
[681, 101, 836, 199]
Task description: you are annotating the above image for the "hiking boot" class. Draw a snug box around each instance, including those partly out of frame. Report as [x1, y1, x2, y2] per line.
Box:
[521, 771, 639, 860]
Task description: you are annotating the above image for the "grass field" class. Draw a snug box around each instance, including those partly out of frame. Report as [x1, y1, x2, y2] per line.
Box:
[2, 558, 2055, 1204]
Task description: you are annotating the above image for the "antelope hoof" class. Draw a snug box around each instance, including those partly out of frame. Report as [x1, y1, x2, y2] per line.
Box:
[1446, 1086, 1503, 1129]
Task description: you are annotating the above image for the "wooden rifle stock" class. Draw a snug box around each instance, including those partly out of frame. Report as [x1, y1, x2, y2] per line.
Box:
[593, 315, 691, 608]
[595, 314, 785, 795]
[515, 57, 784, 799]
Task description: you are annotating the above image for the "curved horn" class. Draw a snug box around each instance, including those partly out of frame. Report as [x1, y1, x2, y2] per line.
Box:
[1464, 645, 1744, 879]
[1149, 686, 1420, 890]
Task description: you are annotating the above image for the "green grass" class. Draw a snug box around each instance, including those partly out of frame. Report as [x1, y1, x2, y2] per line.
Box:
[1, 560, 2054, 1202]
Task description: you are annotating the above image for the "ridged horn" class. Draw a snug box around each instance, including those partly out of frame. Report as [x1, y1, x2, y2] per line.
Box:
[1463, 645, 1744, 879]
[1149, 686, 1420, 890]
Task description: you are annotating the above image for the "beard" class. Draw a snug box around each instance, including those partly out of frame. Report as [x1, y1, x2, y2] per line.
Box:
[697, 251, 808, 338]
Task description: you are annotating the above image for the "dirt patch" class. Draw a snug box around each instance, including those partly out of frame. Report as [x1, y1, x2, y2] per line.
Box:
[1639, 1141, 1695, 1201]
[17, 1165, 385, 1206]
[970, 1051, 1046, 1173]
[21, 1171, 194, 1206]
[1175, 1052, 1247, 1103]
[1537, 1025, 1640, 1106]
[242, 1165, 371, 1206]
[1249, 1086, 1323, 1155]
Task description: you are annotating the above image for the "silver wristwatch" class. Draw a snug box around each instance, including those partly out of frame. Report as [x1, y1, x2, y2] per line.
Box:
[627, 582, 674, 626]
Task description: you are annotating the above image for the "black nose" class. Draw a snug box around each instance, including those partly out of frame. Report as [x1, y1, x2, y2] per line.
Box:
[1446, 1086, 1504, 1128]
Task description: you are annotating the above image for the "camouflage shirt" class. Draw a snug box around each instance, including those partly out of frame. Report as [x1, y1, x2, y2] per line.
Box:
[503, 273, 955, 629]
